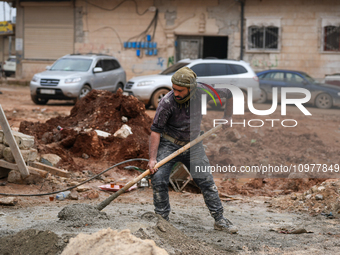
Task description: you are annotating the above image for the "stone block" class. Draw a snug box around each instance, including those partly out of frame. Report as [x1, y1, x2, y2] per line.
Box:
[3, 147, 38, 163]
[1, 130, 35, 149]
[41, 154, 62, 167]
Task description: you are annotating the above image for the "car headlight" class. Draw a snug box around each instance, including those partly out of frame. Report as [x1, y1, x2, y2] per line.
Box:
[137, 80, 155, 87]
[65, 77, 81, 83]
[31, 75, 39, 83]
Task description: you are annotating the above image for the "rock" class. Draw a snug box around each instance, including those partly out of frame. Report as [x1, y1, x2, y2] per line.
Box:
[226, 130, 241, 142]
[41, 153, 61, 166]
[122, 116, 128, 123]
[291, 194, 297, 200]
[0, 144, 6, 158]
[61, 228, 168, 255]
[305, 194, 312, 200]
[76, 185, 90, 192]
[315, 194, 324, 200]
[95, 130, 111, 138]
[0, 197, 18, 206]
[3, 147, 38, 163]
[2, 130, 35, 149]
[317, 186, 326, 191]
[7, 170, 22, 183]
[69, 181, 80, 186]
[0, 131, 3, 143]
[113, 124, 133, 139]
[85, 190, 99, 200]
[69, 191, 79, 200]
[82, 153, 89, 159]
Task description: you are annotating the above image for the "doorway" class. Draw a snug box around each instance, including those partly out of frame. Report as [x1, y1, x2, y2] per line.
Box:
[176, 35, 228, 61]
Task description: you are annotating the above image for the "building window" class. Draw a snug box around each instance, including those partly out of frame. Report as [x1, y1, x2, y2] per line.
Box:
[248, 26, 279, 50]
[324, 26, 340, 51]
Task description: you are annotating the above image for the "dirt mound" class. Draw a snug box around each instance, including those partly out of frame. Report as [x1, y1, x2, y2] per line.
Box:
[0, 229, 66, 255]
[61, 228, 168, 255]
[271, 179, 340, 217]
[19, 89, 152, 172]
[216, 178, 327, 197]
[58, 204, 108, 222]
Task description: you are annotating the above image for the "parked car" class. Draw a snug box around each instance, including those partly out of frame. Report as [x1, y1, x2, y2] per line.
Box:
[30, 54, 126, 105]
[3, 55, 16, 77]
[257, 69, 340, 109]
[324, 73, 340, 87]
[123, 59, 261, 109]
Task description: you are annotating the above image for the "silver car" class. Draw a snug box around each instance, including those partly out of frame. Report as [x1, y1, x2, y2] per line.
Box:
[124, 59, 261, 108]
[30, 54, 126, 105]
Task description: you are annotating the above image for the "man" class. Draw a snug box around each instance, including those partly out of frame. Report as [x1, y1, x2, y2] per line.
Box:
[148, 67, 237, 234]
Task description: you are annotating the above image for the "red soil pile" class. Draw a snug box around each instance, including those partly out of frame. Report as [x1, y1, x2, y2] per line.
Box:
[19, 89, 152, 171]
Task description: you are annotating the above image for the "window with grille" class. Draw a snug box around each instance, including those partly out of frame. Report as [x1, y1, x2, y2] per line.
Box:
[248, 26, 279, 50]
[324, 26, 340, 51]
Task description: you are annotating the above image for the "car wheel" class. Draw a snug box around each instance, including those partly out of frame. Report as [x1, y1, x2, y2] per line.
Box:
[315, 93, 332, 109]
[116, 83, 124, 92]
[31, 95, 49, 105]
[79, 85, 91, 99]
[257, 89, 267, 103]
[151, 89, 170, 109]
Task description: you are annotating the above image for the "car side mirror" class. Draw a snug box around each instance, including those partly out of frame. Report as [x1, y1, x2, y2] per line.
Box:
[45, 66, 51, 70]
[302, 80, 308, 85]
[93, 67, 103, 73]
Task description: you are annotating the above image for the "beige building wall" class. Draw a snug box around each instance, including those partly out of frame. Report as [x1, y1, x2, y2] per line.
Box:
[244, 0, 340, 79]
[74, 0, 240, 80]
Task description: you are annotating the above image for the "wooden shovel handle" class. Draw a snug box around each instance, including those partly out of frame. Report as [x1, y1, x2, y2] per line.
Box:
[97, 125, 222, 211]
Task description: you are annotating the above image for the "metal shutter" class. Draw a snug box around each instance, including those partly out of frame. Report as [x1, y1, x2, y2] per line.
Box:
[24, 6, 74, 59]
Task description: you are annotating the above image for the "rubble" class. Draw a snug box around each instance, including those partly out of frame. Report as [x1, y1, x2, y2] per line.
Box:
[19, 90, 152, 172]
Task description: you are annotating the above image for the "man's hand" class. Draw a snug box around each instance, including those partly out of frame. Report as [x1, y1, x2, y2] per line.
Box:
[148, 159, 158, 174]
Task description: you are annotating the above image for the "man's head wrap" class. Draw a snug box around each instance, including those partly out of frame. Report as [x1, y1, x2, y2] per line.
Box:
[171, 67, 197, 107]
[171, 67, 197, 88]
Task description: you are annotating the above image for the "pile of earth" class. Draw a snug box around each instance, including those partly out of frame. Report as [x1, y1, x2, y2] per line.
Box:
[0, 229, 67, 255]
[61, 228, 168, 255]
[270, 179, 340, 217]
[19, 89, 152, 172]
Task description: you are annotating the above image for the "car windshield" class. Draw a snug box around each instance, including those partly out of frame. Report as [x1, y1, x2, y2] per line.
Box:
[50, 58, 93, 72]
[160, 62, 189, 75]
[300, 72, 317, 83]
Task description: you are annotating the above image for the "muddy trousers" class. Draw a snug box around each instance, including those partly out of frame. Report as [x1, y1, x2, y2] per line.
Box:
[151, 138, 224, 221]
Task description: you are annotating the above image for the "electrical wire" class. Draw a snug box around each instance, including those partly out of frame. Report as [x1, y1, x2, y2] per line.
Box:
[84, 0, 149, 16]
[0, 158, 149, 197]
[91, 26, 124, 50]
[127, 8, 159, 43]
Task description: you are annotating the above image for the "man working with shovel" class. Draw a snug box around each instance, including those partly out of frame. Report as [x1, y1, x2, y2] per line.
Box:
[148, 67, 237, 234]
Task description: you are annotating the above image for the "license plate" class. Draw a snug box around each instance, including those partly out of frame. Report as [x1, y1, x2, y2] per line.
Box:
[40, 89, 55, 94]
[122, 92, 129, 96]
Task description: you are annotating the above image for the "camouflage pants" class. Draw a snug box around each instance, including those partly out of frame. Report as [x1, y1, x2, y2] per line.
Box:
[151, 137, 224, 221]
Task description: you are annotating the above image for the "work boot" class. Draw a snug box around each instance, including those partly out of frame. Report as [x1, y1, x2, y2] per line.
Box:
[214, 217, 238, 234]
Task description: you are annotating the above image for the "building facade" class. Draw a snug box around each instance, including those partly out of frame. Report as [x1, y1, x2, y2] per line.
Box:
[11, 0, 340, 80]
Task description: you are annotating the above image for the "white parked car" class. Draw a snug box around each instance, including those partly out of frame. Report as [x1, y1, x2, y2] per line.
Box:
[124, 59, 261, 108]
[3, 55, 16, 77]
[30, 54, 126, 105]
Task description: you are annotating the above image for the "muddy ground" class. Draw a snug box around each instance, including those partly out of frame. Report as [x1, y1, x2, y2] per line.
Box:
[0, 84, 339, 254]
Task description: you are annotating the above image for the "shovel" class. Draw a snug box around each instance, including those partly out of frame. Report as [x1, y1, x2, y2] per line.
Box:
[96, 124, 222, 211]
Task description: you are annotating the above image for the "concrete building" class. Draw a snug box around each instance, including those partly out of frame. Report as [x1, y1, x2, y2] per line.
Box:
[6, 0, 340, 80]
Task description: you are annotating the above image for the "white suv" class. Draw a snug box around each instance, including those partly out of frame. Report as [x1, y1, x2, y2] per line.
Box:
[30, 54, 126, 105]
[124, 59, 261, 108]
